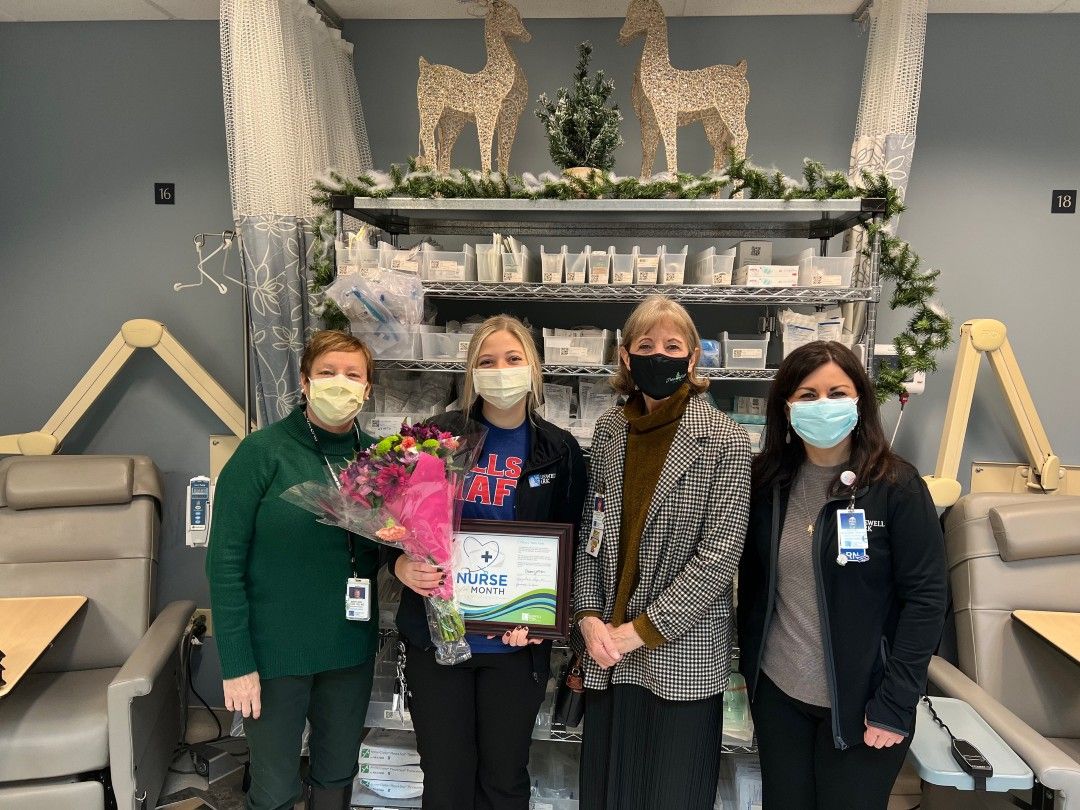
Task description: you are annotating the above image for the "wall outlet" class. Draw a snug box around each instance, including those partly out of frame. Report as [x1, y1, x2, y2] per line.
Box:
[194, 608, 213, 637]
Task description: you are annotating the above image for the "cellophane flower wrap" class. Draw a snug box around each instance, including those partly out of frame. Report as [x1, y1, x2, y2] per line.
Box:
[281, 420, 486, 665]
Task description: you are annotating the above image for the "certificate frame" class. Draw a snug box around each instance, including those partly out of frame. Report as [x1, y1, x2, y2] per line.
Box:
[453, 519, 574, 640]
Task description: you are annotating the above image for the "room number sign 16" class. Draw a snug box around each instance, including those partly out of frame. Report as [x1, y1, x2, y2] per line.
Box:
[155, 183, 175, 205]
[1051, 190, 1076, 214]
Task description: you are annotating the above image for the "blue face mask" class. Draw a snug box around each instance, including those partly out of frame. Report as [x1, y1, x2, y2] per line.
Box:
[788, 397, 859, 449]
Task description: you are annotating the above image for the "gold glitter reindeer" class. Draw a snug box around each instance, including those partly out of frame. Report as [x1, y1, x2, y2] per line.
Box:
[417, 0, 531, 174]
[619, 0, 750, 176]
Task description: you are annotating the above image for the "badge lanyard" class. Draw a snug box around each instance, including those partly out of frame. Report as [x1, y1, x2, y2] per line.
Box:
[303, 414, 363, 578]
[835, 471, 868, 566]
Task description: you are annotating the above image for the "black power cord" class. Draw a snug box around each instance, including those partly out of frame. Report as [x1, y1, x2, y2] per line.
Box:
[921, 696, 994, 791]
[169, 614, 228, 776]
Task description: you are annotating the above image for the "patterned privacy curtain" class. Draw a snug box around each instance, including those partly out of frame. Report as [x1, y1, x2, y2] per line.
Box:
[844, 0, 927, 342]
[220, 0, 373, 425]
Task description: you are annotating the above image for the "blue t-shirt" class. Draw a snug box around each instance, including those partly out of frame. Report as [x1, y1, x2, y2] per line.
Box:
[460, 417, 529, 654]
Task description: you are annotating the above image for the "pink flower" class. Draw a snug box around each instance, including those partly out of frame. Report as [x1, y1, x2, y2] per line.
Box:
[374, 464, 409, 500]
[441, 436, 460, 452]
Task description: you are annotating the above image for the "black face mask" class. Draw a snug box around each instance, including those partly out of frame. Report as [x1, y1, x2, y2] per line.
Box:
[628, 353, 691, 400]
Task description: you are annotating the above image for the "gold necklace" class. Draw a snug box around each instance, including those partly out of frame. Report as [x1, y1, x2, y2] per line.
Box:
[793, 470, 818, 536]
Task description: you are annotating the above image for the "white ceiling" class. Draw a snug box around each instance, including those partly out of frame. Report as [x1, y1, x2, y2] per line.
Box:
[1, 0, 1078, 21]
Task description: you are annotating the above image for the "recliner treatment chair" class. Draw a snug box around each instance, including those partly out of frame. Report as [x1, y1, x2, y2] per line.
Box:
[928, 492, 1080, 809]
[0, 455, 195, 810]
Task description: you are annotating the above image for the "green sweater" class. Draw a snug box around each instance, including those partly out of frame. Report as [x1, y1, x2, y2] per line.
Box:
[206, 407, 378, 680]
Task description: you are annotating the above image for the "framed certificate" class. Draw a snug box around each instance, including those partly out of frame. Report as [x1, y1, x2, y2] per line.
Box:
[452, 519, 574, 640]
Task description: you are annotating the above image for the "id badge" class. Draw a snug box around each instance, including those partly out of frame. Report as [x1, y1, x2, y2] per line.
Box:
[586, 494, 604, 558]
[345, 577, 371, 621]
[836, 509, 869, 564]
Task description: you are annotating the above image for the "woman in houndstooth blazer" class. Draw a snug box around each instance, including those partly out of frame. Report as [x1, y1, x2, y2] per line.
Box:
[573, 296, 752, 810]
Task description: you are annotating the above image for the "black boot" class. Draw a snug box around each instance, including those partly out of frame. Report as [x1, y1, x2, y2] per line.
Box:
[305, 784, 352, 810]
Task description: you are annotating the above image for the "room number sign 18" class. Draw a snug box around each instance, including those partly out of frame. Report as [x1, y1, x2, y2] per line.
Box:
[1051, 190, 1076, 214]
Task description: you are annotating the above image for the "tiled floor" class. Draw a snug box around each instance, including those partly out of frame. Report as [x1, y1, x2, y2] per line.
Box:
[158, 709, 1023, 809]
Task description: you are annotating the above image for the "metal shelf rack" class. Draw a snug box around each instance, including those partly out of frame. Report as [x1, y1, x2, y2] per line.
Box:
[373, 358, 779, 382]
[420, 280, 877, 305]
[331, 195, 886, 242]
[338, 197, 879, 807]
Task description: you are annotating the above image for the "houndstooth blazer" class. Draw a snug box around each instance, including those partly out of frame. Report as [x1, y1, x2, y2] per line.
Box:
[572, 394, 752, 701]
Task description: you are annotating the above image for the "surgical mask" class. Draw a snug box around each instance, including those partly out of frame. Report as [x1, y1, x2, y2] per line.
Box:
[307, 375, 367, 426]
[788, 397, 859, 449]
[473, 366, 533, 410]
[629, 353, 690, 400]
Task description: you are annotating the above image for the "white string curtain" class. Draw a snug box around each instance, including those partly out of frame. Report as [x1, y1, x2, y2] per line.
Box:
[844, 0, 927, 341]
[220, 0, 372, 425]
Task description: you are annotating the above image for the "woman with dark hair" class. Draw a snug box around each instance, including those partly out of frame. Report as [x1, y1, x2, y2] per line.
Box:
[737, 341, 947, 810]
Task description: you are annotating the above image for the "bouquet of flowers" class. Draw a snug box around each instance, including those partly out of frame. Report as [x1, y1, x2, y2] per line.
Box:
[281, 420, 486, 665]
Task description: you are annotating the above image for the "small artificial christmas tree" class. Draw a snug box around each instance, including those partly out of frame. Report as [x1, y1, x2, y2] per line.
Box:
[535, 41, 623, 173]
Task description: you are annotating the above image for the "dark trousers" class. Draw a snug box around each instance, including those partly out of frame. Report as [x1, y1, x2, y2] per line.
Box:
[405, 644, 547, 810]
[580, 684, 725, 810]
[753, 673, 912, 810]
[242, 663, 374, 810]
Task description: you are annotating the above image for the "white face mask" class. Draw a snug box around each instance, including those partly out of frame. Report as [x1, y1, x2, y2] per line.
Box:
[472, 366, 533, 411]
[307, 375, 367, 426]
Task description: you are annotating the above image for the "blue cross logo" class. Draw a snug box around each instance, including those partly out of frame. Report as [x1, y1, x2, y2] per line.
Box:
[481, 551, 494, 564]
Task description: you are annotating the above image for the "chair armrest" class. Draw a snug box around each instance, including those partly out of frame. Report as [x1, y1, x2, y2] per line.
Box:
[108, 600, 196, 810]
[928, 656, 1080, 798]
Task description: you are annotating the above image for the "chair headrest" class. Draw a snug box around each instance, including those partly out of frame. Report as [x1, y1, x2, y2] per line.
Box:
[0, 455, 163, 511]
[989, 497, 1080, 562]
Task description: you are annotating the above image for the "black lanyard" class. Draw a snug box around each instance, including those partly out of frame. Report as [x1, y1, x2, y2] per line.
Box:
[304, 414, 362, 578]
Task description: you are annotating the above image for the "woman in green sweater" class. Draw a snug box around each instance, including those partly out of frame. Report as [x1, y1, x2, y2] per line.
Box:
[207, 330, 378, 810]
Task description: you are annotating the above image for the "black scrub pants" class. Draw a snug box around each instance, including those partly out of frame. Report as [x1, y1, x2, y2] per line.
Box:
[752, 673, 912, 810]
[242, 662, 374, 810]
[405, 644, 547, 810]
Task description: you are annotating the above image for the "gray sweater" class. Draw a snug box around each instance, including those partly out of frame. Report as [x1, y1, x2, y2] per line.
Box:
[760, 460, 845, 707]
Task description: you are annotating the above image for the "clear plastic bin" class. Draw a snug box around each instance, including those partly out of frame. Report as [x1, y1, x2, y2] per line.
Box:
[543, 328, 613, 365]
[541, 246, 566, 284]
[689, 248, 735, 285]
[476, 244, 501, 283]
[611, 248, 636, 286]
[340, 245, 384, 280]
[659, 245, 688, 286]
[796, 249, 855, 287]
[502, 244, 539, 283]
[732, 264, 799, 287]
[721, 331, 771, 369]
[350, 329, 423, 360]
[387, 249, 422, 274]
[634, 251, 660, 285]
[421, 331, 474, 361]
[588, 248, 613, 285]
[423, 245, 477, 282]
[564, 247, 589, 285]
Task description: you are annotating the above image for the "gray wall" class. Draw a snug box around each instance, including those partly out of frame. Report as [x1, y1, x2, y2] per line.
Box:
[1, 15, 1077, 704]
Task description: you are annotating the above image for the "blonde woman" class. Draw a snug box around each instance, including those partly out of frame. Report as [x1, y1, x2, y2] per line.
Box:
[573, 296, 752, 810]
[387, 315, 587, 810]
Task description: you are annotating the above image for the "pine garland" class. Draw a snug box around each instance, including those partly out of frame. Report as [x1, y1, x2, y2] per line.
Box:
[535, 42, 624, 172]
[310, 151, 951, 401]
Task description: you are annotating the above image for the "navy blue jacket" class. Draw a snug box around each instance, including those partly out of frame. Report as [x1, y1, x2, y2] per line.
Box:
[737, 466, 948, 749]
[387, 406, 587, 681]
